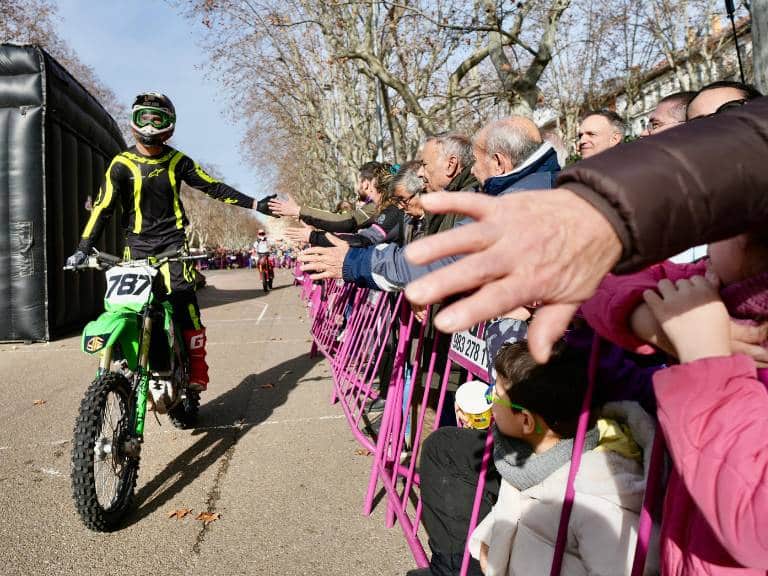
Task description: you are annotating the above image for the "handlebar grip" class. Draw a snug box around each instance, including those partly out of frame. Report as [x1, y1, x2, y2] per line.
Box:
[154, 248, 182, 261]
[96, 252, 122, 264]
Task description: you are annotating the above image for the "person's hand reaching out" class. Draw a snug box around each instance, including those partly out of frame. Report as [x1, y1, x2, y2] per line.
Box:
[268, 194, 301, 218]
[284, 221, 312, 245]
[404, 189, 622, 363]
[299, 234, 349, 280]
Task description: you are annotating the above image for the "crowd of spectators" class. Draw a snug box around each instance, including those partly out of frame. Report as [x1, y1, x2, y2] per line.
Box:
[269, 80, 767, 576]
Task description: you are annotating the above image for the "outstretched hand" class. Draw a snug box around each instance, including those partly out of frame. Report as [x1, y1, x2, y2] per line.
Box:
[299, 234, 349, 280]
[284, 222, 312, 244]
[403, 189, 622, 363]
[268, 194, 301, 218]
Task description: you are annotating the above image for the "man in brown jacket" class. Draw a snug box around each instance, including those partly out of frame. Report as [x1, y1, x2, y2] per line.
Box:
[404, 96, 768, 362]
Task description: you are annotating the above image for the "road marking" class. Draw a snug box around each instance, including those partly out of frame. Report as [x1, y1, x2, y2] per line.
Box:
[39, 467, 64, 477]
[257, 303, 269, 324]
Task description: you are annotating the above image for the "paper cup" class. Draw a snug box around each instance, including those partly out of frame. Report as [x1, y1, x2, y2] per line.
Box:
[455, 381, 493, 430]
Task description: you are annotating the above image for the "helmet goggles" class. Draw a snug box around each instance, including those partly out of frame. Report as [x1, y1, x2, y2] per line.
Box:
[132, 107, 175, 130]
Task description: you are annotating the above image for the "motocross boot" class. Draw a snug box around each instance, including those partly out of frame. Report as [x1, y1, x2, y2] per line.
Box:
[184, 328, 209, 391]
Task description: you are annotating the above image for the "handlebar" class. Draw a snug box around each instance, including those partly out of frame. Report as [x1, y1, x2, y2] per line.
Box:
[63, 248, 207, 271]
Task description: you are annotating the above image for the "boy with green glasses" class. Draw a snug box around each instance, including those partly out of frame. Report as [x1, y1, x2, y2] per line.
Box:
[415, 340, 656, 576]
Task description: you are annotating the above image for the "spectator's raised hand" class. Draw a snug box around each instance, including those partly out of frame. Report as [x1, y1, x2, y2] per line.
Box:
[299, 234, 349, 280]
[284, 221, 312, 244]
[268, 194, 301, 218]
[404, 189, 621, 362]
[643, 276, 731, 363]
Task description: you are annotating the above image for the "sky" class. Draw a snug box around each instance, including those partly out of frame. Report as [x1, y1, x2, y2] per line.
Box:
[55, 0, 266, 199]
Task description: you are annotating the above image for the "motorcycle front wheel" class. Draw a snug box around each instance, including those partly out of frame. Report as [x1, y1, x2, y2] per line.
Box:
[168, 388, 200, 429]
[71, 372, 139, 531]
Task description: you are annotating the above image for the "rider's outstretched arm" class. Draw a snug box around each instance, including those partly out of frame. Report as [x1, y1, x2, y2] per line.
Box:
[178, 155, 255, 208]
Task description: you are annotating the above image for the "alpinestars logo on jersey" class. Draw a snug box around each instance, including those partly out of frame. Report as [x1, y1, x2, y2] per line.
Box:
[147, 167, 165, 178]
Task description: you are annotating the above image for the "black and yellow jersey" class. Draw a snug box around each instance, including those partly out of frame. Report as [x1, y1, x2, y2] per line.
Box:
[78, 145, 254, 250]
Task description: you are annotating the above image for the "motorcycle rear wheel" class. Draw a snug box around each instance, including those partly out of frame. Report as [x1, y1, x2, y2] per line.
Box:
[71, 372, 138, 531]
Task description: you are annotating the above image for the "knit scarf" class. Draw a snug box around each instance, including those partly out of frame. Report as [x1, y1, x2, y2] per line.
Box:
[493, 427, 600, 491]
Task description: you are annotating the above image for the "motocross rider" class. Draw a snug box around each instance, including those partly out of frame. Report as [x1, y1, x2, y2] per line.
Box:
[66, 92, 274, 392]
[253, 229, 274, 284]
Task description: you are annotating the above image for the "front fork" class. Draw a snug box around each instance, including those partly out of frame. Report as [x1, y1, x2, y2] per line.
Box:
[132, 313, 153, 437]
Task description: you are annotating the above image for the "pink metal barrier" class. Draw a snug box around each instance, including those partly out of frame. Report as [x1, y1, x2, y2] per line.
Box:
[298, 278, 663, 576]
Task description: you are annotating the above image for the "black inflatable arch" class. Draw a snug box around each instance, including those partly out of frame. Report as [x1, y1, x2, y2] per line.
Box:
[0, 44, 126, 341]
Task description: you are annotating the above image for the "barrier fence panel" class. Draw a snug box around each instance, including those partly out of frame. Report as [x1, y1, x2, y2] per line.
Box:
[332, 291, 403, 446]
[299, 280, 664, 576]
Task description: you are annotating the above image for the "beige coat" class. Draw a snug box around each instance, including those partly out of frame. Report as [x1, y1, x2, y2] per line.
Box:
[469, 402, 659, 576]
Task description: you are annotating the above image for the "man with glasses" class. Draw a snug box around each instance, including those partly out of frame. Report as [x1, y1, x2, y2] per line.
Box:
[66, 92, 273, 392]
[641, 91, 695, 137]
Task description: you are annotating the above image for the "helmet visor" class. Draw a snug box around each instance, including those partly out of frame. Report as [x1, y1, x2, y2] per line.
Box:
[132, 107, 174, 129]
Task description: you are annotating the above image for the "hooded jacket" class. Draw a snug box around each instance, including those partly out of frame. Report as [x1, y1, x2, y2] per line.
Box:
[469, 402, 659, 576]
[343, 143, 560, 291]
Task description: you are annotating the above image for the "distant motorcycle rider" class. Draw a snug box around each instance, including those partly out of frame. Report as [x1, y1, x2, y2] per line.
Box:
[253, 229, 274, 291]
[66, 91, 274, 391]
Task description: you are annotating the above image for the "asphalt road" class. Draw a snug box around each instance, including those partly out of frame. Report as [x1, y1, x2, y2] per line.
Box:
[0, 268, 413, 576]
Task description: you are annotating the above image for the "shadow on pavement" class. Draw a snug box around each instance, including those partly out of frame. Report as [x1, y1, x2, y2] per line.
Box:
[123, 351, 321, 527]
[197, 283, 289, 311]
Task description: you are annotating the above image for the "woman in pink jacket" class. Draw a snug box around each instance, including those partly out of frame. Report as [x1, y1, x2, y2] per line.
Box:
[581, 230, 768, 575]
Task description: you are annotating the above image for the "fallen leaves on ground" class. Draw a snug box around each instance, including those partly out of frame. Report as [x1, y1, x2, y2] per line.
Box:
[167, 507, 193, 520]
[196, 511, 221, 525]
[260, 383, 275, 389]
[33, 399, 46, 406]
[354, 448, 372, 456]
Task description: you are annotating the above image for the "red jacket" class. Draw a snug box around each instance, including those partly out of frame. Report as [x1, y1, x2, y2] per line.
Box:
[582, 263, 768, 575]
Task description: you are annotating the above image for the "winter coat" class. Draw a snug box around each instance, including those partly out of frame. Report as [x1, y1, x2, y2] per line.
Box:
[469, 402, 659, 576]
[557, 97, 768, 273]
[581, 262, 768, 574]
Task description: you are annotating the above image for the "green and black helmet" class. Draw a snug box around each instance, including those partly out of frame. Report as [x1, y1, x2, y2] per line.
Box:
[131, 92, 176, 145]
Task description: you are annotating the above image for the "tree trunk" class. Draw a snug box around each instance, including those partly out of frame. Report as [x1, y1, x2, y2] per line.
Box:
[754, 0, 768, 92]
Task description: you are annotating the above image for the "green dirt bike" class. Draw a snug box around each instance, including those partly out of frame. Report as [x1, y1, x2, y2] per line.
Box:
[65, 248, 203, 531]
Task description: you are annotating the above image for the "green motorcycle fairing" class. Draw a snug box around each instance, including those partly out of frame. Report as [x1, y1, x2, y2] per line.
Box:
[81, 311, 140, 369]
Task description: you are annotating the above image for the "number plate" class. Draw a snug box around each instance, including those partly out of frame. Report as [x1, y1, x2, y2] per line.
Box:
[449, 328, 489, 380]
[104, 265, 157, 307]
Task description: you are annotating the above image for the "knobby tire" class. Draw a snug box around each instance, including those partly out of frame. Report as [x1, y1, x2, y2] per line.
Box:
[168, 389, 200, 429]
[71, 372, 138, 531]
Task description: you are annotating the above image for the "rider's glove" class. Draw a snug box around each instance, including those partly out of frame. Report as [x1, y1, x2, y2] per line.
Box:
[66, 250, 88, 268]
[255, 194, 279, 218]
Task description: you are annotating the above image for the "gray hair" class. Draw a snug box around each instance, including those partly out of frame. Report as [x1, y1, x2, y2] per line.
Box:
[477, 119, 542, 165]
[390, 160, 425, 196]
[427, 132, 473, 168]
